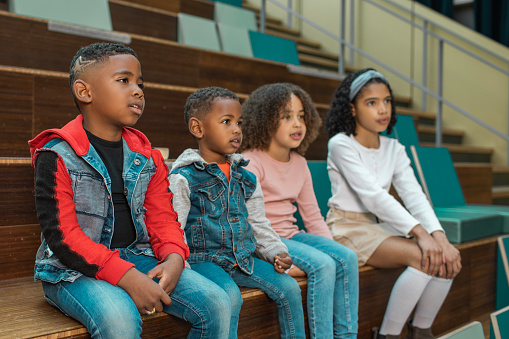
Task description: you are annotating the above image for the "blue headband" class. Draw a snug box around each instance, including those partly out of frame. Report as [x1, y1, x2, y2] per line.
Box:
[349, 70, 387, 102]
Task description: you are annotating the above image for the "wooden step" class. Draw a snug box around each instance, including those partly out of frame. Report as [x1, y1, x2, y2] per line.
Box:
[396, 107, 436, 124]
[493, 166, 509, 187]
[492, 186, 509, 199]
[261, 20, 301, 36]
[299, 54, 338, 70]
[421, 143, 493, 163]
[418, 125, 465, 145]
[265, 28, 321, 49]
[243, 3, 283, 26]
[297, 45, 338, 61]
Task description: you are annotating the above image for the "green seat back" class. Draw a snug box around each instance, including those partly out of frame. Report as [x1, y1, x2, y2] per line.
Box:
[217, 23, 253, 58]
[393, 114, 420, 147]
[497, 236, 509, 310]
[214, 2, 257, 31]
[10, 0, 112, 31]
[437, 321, 483, 339]
[490, 304, 509, 339]
[294, 161, 330, 230]
[411, 146, 466, 207]
[249, 31, 301, 65]
[178, 13, 221, 52]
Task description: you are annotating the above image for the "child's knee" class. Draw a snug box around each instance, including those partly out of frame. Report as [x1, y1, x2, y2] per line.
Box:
[92, 304, 142, 338]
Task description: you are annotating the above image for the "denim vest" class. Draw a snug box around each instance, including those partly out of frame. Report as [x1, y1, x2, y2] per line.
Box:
[172, 158, 258, 274]
[34, 138, 157, 283]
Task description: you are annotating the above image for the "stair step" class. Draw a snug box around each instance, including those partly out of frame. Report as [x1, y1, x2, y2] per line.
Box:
[493, 166, 509, 186]
[492, 186, 509, 199]
[418, 125, 465, 145]
[297, 45, 338, 61]
[420, 143, 493, 163]
[259, 20, 301, 36]
[265, 28, 321, 49]
[243, 3, 283, 25]
[299, 54, 338, 70]
[396, 107, 436, 124]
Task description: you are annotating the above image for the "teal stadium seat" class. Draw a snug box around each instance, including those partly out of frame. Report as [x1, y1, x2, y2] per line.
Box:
[294, 161, 330, 230]
[410, 146, 504, 243]
[437, 321, 484, 339]
[9, 0, 112, 31]
[210, 0, 242, 7]
[490, 304, 509, 339]
[497, 235, 509, 310]
[214, 2, 257, 31]
[178, 13, 221, 52]
[249, 31, 301, 65]
[216, 24, 253, 58]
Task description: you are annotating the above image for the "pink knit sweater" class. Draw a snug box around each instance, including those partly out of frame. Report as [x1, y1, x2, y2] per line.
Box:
[243, 150, 333, 240]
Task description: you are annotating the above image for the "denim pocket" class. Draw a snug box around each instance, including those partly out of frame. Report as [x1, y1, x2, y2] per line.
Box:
[196, 183, 225, 215]
[72, 172, 108, 218]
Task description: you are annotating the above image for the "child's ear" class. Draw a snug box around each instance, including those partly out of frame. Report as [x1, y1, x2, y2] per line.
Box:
[73, 80, 92, 104]
[189, 117, 203, 139]
[350, 103, 356, 117]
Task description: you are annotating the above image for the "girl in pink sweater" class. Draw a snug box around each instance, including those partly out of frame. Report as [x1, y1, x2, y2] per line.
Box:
[241, 83, 358, 339]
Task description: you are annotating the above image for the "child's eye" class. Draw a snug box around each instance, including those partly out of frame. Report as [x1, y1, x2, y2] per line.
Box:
[138, 83, 145, 90]
[237, 120, 243, 126]
[299, 114, 305, 119]
[119, 78, 128, 84]
[222, 119, 230, 124]
[384, 98, 391, 104]
[367, 101, 375, 106]
[281, 115, 290, 120]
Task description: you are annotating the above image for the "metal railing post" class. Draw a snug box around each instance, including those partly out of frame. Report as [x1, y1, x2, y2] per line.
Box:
[339, 0, 345, 74]
[507, 70, 509, 165]
[287, 0, 292, 28]
[260, 0, 266, 33]
[349, 0, 354, 66]
[436, 39, 444, 148]
[421, 20, 428, 112]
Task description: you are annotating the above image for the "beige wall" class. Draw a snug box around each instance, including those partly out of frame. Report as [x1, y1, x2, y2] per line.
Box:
[248, 0, 509, 165]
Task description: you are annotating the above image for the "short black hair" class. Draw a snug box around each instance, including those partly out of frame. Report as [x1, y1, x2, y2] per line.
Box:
[325, 68, 397, 138]
[239, 83, 321, 156]
[184, 87, 239, 125]
[69, 42, 138, 109]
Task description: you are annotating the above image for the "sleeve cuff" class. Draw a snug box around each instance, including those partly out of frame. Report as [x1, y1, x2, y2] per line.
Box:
[97, 254, 135, 286]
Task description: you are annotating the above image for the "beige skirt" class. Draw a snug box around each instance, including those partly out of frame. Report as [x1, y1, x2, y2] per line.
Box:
[326, 208, 396, 266]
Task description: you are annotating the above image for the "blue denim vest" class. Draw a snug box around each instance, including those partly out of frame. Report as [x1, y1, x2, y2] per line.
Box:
[171, 158, 258, 274]
[34, 138, 157, 283]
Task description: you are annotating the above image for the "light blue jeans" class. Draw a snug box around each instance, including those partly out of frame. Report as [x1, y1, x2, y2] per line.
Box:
[283, 232, 359, 339]
[191, 257, 306, 339]
[42, 249, 231, 339]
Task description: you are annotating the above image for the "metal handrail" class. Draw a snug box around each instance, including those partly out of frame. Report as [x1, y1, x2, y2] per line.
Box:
[259, 0, 509, 162]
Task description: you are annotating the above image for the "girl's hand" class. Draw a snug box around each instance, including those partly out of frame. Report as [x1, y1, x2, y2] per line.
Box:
[287, 265, 306, 277]
[410, 224, 443, 276]
[147, 253, 184, 295]
[274, 252, 293, 273]
[117, 267, 172, 315]
[433, 231, 462, 279]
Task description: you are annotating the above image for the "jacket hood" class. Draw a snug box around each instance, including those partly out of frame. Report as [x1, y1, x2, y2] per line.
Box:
[28, 115, 152, 166]
[171, 149, 247, 171]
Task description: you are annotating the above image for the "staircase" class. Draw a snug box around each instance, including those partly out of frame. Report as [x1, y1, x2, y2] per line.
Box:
[241, 0, 509, 206]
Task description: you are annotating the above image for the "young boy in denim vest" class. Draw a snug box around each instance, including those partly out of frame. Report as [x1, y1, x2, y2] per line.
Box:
[169, 87, 306, 339]
[29, 43, 230, 338]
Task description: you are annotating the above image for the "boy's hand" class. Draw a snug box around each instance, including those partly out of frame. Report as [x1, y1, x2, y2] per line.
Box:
[117, 267, 172, 315]
[147, 253, 184, 295]
[274, 252, 293, 273]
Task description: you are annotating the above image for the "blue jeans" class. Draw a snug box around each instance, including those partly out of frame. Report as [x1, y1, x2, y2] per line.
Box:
[191, 257, 306, 339]
[42, 249, 231, 339]
[283, 232, 359, 339]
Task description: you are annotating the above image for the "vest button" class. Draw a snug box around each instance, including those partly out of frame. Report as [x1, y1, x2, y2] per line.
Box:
[134, 159, 141, 166]
[124, 188, 129, 196]
[230, 217, 239, 222]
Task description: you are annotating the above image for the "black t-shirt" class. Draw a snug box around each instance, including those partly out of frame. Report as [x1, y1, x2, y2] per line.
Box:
[86, 130, 136, 248]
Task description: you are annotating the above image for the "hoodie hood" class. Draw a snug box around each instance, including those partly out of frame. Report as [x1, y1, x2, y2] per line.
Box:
[28, 115, 152, 166]
[171, 149, 247, 171]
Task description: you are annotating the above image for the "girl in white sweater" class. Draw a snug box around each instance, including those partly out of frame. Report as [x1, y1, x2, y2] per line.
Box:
[325, 68, 461, 339]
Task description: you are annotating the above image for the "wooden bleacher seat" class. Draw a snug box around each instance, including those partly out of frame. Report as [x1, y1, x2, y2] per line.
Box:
[177, 12, 222, 52]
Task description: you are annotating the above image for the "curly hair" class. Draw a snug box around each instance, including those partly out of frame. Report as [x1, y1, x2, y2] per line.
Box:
[69, 43, 138, 109]
[184, 87, 239, 125]
[239, 83, 321, 156]
[325, 68, 397, 138]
